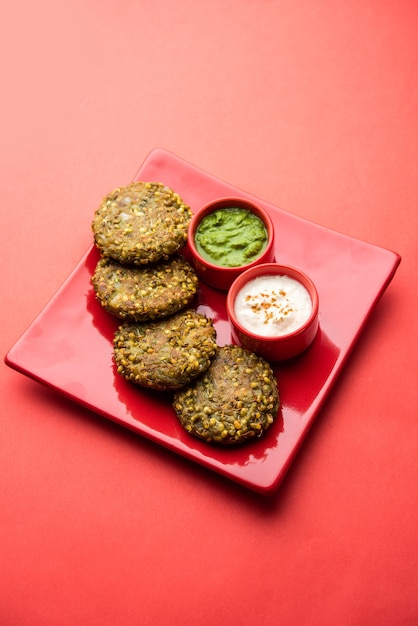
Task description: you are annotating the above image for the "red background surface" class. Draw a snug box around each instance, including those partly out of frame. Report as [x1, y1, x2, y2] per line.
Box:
[1, 1, 417, 624]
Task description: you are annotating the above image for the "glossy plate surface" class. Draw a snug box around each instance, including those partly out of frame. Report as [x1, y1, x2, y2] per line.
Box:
[5, 149, 401, 494]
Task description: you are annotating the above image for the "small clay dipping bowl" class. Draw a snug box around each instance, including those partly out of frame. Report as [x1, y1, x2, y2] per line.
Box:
[187, 197, 275, 291]
[226, 263, 319, 361]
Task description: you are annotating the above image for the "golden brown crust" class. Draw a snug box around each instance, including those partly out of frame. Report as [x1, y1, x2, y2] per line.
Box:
[91, 255, 198, 322]
[113, 311, 217, 391]
[92, 181, 192, 265]
[173, 345, 279, 445]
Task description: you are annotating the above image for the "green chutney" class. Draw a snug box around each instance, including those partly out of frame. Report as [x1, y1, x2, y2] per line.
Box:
[194, 207, 268, 268]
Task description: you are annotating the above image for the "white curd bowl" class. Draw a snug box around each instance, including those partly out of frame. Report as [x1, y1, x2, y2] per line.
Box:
[226, 263, 319, 361]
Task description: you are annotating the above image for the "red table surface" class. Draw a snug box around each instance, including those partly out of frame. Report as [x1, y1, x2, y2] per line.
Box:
[1, 1, 417, 625]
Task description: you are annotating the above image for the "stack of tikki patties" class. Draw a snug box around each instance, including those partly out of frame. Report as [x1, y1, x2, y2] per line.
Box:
[92, 181, 279, 446]
[92, 181, 216, 391]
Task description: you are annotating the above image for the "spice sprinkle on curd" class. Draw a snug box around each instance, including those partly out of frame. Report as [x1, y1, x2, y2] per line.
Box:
[234, 274, 312, 337]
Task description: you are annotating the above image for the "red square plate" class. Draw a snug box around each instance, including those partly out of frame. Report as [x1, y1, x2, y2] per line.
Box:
[5, 149, 401, 494]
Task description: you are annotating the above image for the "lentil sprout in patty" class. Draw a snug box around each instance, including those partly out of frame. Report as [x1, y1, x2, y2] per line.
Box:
[173, 344, 279, 445]
[92, 181, 192, 265]
[91, 255, 199, 322]
[113, 310, 217, 391]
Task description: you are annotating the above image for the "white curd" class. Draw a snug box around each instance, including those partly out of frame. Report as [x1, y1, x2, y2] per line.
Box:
[234, 275, 312, 337]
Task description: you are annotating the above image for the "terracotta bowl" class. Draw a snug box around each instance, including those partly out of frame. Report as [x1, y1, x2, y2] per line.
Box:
[226, 263, 319, 361]
[187, 197, 275, 291]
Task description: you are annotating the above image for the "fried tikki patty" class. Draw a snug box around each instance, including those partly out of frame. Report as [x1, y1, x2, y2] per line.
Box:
[91, 255, 198, 322]
[173, 345, 279, 445]
[113, 311, 217, 391]
[92, 182, 192, 265]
